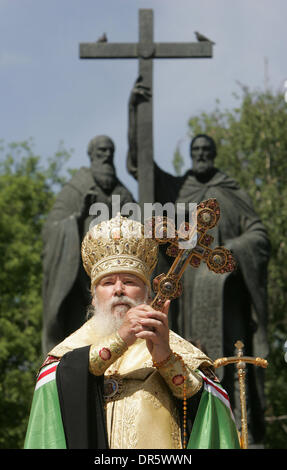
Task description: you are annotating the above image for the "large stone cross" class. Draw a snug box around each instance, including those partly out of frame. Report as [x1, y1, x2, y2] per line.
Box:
[79, 9, 213, 205]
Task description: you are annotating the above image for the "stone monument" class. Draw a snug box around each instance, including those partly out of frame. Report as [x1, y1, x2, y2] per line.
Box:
[42, 135, 134, 355]
[127, 82, 270, 445]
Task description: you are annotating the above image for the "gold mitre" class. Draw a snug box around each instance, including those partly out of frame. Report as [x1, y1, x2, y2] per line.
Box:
[81, 213, 159, 289]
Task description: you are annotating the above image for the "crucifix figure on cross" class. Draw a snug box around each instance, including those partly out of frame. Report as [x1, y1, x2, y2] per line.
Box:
[79, 8, 213, 207]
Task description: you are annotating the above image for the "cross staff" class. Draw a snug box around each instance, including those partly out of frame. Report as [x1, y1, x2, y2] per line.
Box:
[144, 198, 236, 310]
[79, 9, 213, 206]
[213, 340, 268, 449]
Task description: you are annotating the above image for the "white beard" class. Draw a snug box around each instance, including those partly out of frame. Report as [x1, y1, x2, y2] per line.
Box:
[87, 292, 148, 337]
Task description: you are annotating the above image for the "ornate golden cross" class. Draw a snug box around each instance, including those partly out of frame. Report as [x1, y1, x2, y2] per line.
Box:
[214, 340, 268, 449]
[144, 198, 237, 310]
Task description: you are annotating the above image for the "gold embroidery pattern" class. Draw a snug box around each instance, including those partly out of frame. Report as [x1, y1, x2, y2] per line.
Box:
[107, 387, 139, 449]
[141, 377, 183, 448]
[142, 389, 162, 409]
[89, 332, 128, 376]
[81, 213, 159, 289]
[102, 331, 212, 449]
[105, 370, 184, 448]
[157, 352, 203, 399]
[122, 396, 138, 449]
[169, 332, 212, 369]
[141, 373, 170, 410]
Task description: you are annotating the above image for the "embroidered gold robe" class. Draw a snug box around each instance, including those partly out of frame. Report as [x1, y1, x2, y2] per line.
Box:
[49, 317, 213, 449]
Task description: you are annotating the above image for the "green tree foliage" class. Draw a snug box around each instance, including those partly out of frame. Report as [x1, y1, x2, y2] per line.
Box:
[0, 140, 70, 448]
[188, 87, 287, 448]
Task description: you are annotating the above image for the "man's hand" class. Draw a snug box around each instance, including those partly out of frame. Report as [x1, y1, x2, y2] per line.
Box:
[118, 301, 171, 364]
[129, 76, 152, 108]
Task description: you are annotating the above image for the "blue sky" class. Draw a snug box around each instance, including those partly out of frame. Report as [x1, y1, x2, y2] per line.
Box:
[1, 0, 286, 197]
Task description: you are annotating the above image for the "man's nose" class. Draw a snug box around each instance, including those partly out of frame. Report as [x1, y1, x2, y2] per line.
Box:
[113, 280, 125, 295]
[104, 149, 113, 158]
[197, 149, 206, 159]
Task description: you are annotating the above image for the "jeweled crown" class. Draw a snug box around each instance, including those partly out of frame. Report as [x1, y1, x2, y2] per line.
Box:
[81, 213, 159, 289]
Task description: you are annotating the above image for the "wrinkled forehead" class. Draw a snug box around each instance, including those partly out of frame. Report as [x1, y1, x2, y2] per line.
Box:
[96, 272, 146, 287]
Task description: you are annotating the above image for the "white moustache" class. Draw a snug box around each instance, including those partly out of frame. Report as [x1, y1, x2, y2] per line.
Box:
[110, 296, 137, 309]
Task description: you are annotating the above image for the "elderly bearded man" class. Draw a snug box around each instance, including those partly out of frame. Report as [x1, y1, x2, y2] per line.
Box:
[25, 215, 240, 450]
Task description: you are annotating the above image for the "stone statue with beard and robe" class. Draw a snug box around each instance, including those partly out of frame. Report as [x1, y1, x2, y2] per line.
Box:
[126, 81, 270, 446]
[42, 135, 134, 355]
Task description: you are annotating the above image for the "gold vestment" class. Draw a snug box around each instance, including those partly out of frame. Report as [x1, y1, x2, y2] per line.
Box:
[49, 317, 213, 449]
